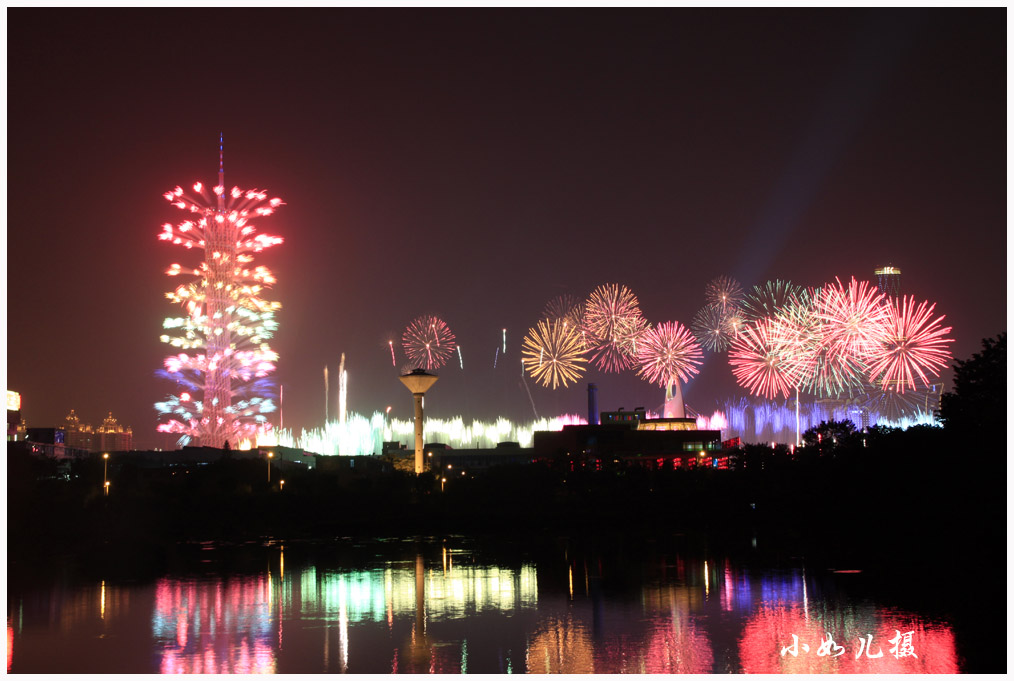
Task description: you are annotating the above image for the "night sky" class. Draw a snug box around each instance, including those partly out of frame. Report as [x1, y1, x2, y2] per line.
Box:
[6, 8, 1006, 449]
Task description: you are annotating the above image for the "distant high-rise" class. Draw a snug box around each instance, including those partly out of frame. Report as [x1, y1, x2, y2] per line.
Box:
[874, 265, 901, 298]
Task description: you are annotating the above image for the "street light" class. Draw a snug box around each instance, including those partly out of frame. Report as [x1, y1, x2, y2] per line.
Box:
[267, 451, 274, 482]
[102, 453, 109, 495]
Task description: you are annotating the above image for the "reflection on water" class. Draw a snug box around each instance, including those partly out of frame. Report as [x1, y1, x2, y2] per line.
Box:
[7, 540, 961, 673]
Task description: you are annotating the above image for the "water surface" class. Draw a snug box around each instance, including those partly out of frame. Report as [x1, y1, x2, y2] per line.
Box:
[7, 536, 964, 673]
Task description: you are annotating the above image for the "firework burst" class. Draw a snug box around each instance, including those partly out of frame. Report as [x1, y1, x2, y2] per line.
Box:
[636, 321, 703, 388]
[728, 318, 794, 400]
[771, 285, 870, 399]
[866, 295, 953, 392]
[402, 315, 456, 371]
[542, 294, 585, 328]
[692, 304, 734, 353]
[582, 283, 649, 372]
[156, 149, 284, 446]
[742, 280, 802, 323]
[705, 275, 745, 313]
[521, 318, 588, 389]
[815, 277, 890, 362]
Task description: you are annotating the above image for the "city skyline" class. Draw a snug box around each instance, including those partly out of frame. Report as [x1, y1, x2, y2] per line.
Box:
[7, 8, 1005, 449]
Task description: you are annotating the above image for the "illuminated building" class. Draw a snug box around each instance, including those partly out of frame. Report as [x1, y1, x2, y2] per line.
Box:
[7, 390, 24, 441]
[874, 265, 901, 298]
[533, 416, 724, 470]
[64, 409, 93, 451]
[60, 409, 132, 452]
[95, 412, 133, 452]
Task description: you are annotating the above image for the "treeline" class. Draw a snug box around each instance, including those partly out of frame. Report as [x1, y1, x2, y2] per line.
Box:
[7, 334, 1004, 576]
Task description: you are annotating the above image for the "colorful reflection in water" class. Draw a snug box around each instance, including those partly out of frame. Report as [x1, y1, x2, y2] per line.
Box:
[153, 575, 277, 673]
[7, 542, 964, 673]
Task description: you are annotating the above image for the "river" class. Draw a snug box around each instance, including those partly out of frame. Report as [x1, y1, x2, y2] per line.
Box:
[6, 534, 977, 673]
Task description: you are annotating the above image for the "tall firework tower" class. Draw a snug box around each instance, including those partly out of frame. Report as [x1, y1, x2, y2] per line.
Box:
[155, 136, 285, 446]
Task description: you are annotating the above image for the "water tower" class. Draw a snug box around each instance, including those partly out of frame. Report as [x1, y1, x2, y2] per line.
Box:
[398, 369, 439, 474]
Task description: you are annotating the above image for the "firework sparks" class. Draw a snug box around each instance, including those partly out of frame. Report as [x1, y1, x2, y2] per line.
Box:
[156, 141, 284, 446]
[705, 275, 745, 313]
[635, 321, 703, 388]
[728, 318, 795, 400]
[742, 280, 802, 323]
[815, 277, 890, 362]
[521, 318, 588, 389]
[402, 315, 456, 371]
[866, 295, 953, 392]
[388, 340, 396, 367]
[582, 283, 649, 372]
[691, 304, 733, 353]
[771, 284, 872, 399]
[542, 294, 585, 328]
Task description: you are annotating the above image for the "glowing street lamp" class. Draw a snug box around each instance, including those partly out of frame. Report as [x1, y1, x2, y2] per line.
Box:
[267, 451, 274, 482]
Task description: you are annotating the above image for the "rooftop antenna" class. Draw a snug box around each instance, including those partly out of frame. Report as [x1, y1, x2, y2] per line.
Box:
[217, 132, 225, 212]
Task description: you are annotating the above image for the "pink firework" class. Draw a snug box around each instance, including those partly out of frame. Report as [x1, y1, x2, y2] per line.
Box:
[636, 321, 703, 388]
[866, 295, 954, 392]
[402, 315, 456, 370]
[814, 277, 890, 362]
[728, 318, 795, 400]
[770, 287, 868, 398]
[705, 276, 745, 313]
[155, 142, 285, 447]
[582, 283, 650, 373]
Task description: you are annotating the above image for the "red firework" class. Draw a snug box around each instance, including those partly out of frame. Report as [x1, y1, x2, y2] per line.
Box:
[402, 315, 456, 370]
[728, 318, 795, 400]
[636, 321, 703, 387]
[866, 295, 954, 392]
[814, 277, 890, 362]
[582, 283, 649, 373]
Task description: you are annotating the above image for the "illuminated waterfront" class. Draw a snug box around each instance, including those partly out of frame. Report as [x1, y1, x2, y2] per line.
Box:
[7, 537, 968, 673]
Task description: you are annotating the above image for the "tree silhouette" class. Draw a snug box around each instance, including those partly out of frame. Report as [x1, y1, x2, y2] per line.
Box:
[939, 333, 1005, 436]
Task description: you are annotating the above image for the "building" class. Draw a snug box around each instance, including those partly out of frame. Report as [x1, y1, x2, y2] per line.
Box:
[95, 412, 133, 452]
[534, 410, 727, 471]
[874, 265, 901, 298]
[64, 409, 93, 451]
[7, 390, 25, 441]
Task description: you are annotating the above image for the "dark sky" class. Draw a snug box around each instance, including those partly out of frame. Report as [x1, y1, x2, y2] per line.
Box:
[7, 8, 1006, 449]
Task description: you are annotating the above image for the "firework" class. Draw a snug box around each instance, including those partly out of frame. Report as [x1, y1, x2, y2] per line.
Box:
[728, 318, 795, 400]
[705, 275, 745, 313]
[457, 346, 464, 369]
[865, 295, 953, 392]
[388, 340, 396, 367]
[815, 277, 890, 362]
[401, 315, 456, 371]
[521, 318, 588, 389]
[742, 280, 802, 322]
[156, 139, 284, 446]
[771, 285, 869, 399]
[691, 304, 733, 353]
[582, 283, 649, 372]
[635, 321, 703, 388]
[542, 294, 585, 328]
